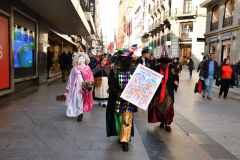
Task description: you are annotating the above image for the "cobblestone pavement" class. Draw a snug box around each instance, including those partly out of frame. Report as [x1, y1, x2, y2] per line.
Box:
[0, 67, 239, 160]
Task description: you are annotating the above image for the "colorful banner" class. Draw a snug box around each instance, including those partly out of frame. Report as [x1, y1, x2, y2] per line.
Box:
[120, 64, 163, 110]
[0, 16, 10, 90]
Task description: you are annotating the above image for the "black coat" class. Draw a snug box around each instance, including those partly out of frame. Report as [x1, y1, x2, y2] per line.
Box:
[188, 61, 194, 70]
[237, 62, 240, 75]
[199, 59, 220, 79]
[89, 57, 98, 70]
[47, 51, 53, 67]
[153, 65, 179, 104]
[61, 53, 70, 70]
[149, 60, 156, 70]
[135, 57, 150, 67]
[216, 65, 236, 86]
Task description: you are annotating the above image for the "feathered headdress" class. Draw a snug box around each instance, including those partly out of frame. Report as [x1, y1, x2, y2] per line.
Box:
[117, 45, 137, 57]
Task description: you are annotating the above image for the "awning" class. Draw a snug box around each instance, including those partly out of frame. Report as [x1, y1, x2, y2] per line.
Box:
[200, 0, 218, 8]
[20, 0, 91, 36]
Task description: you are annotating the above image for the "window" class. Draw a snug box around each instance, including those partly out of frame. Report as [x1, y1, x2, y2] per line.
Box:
[211, 5, 219, 31]
[179, 22, 193, 39]
[184, 0, 192, 14]
[223, 0, 235, 27]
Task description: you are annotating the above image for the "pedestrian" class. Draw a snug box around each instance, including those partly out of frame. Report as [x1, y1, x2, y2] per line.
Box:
[64, 52, 93, 122]
[148, 55, 179, 132]
[172, 57, 181, 76]
[237, 58, 240, 88]
[188, 59, 194, 77]
[131, 54, 138, 68]
[104, 54, 111, 68]
[61, 50, 70, 82]
[218, 58, 235, 100]
[68, 51, 73, 74]
[47, 47, 53, 79]
[112, 52, 118, 64]
[88, 52, 98, 75]
[135, 50, 150, 67]
[197, 56, 206, 72]
[106, 47, 138, 152]
[149, 55, 156, 70]
[230, 61, 239, 88]
[94, 57, 110, 107]
[199, 53, 221, 100]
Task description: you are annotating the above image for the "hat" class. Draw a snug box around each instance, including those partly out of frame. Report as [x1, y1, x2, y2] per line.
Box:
[158, 54, 171, 63]
[117, 45, 137, 57]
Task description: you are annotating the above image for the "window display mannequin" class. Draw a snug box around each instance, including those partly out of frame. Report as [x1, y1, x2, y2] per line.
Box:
[65, 52, 93, 122]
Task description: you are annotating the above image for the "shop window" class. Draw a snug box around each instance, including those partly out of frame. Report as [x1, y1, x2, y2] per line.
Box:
[211, 5, 219, 31]
[210, 42, 217, 54]
[223, 0, 235, 28]
[179, 22, 193, 39]
[184, 0, 192, 14]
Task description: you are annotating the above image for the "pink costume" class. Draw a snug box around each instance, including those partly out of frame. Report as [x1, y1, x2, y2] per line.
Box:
[65, 65, 93, 117]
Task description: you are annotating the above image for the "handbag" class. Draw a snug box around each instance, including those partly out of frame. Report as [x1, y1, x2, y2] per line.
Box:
[92, 77, 102, 86]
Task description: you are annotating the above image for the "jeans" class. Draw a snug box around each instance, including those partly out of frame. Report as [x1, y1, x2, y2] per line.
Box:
[91, 69, 95, 75]
[237, 76, 240, 86]
[189, 70, 192, 76]
[203, 75, 214, 97]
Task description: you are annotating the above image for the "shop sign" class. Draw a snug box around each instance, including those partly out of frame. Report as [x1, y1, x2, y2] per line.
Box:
[197, 38, 205, 42]
[209, 35, 218, 42]
[221, 32, 232, 40]
[89, 0, 95, 22]
[0, 16, 10, 90]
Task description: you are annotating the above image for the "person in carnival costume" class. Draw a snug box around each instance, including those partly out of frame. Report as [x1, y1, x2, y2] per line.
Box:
[64, 51, 93, 122]
[106, 45, 138, 152]
[148, 54, 179, 132]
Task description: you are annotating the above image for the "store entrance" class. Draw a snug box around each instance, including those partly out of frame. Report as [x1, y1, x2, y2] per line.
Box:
[221, 40, 231, 62]
[181, 46, 191, 65]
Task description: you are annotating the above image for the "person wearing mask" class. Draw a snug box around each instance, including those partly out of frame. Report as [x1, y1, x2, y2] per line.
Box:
[199, 53, 221, 100]
[149, 55, 156, 70]
[218, 58, 235, 99]
[94, 57, 110, 107]
[230, 61, 239, 88]
[187, 59, 194, 77]
[237, 58, 240, 88]
[135, 50, 150, 67]
[148, 55, 179, 132]
[61, 50, 70, 82]
[47, 47, 53, 79]
[106, 47, 138, 152]
[88, 52, 98, 74]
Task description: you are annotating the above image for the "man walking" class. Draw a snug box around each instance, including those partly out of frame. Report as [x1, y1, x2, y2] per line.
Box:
[61, 50, 70, 82]
[135, 50, 150, 67]
[199, 53, 221, 100]
[47, 47, 53, 79]
[88, 52, 98, 74]
[237, 58, 240, 88]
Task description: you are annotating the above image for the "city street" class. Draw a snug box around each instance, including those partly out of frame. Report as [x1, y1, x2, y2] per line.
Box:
[0, 66, 239, 160]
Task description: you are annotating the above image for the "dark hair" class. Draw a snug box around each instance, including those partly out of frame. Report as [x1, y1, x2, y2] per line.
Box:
[203, 56, 206, 60]
[210, 53, 215, 55]
[142, 50, 148, 55]
[222, 58, 229, 66]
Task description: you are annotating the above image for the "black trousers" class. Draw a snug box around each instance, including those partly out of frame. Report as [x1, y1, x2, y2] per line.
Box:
[219, 79, 231, 98]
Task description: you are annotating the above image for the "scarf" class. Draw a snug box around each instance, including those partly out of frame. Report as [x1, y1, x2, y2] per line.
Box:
[159, 65, 169, 103]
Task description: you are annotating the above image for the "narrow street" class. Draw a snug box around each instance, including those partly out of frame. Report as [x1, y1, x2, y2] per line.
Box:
[0, 66, 239, 160]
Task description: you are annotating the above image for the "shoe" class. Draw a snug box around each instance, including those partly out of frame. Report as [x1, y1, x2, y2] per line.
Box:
[165, 126, 171, 132]
[122, 142, 129, 152]
[159, 123, 165, 129]
[98, 103, 101, 106]
[207, 96, 212, 100]
[202, 95, 206, 98]
[102, 104, 106, 107]
[119, 140, 123, 144]
[230, 86, 233, 88]
[47, 77, 51, 79]
[77, 114, 83, 122]
[218, 95, 221, 99]
[236, 86, 239, 88]
[223, 97, 228, 100]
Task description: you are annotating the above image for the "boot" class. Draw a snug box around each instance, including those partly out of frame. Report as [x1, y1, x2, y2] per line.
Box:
[165, 126, 171, 132]
[122, 142, 129, 152]
[77, 114, 83, 122]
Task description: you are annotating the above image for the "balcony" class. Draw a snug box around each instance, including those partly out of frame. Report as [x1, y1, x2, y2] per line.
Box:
[210, 20, 219, 31]
[175, 6, 198, 18]
[223, 16, 233, 28]
[149, 24, 153, 31]
[164, 10, 170, 21]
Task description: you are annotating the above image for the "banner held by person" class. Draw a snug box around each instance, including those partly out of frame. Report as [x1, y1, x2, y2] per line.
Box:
[120, 64, 163, 110]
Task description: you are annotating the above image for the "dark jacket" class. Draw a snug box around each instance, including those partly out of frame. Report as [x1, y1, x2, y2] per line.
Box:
[231, 65, 239, 77]
[89, 56, 98, 70]
[153, 64, 179, 104]
[188, 60, 194, 70]
[197, 60, 206, 72]
[135, 57, 150, 67]
[61, 53, 70, 70]
[216, 65, 236, 86]
[237, 62, 240, 75]
[112, 55, 118, 64]
[149, 60, 156, 70]
[68, 54, 73, 68]
[199, 59, 220, 79]
[47, 51, 53, 68]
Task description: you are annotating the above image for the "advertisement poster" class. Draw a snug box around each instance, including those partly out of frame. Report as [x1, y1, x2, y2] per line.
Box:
[120, 64, 164, 110]
[0, 16, 10, 90]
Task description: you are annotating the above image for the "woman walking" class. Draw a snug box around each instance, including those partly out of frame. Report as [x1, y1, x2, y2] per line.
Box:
[148, 55, 179, 132]
[218, 58, 235, 100]
[149, 55, 156, 70]
[188, 59, 194, 77]
[172, 57, 182, 76]
[230, 61, 239, 88]
[94, 57, 110, 107]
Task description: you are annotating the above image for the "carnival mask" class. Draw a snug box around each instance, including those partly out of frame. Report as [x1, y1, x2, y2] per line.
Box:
[78, 56, 86, 66]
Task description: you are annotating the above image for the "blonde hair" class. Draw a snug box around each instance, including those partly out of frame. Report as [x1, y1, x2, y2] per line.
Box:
[72, 52, 90, 66]
[231, 61, 236, 65]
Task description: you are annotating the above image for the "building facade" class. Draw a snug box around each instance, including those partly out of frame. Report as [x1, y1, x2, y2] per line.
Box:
[149, 0, 207, 65]
[200, 0, 240, 64]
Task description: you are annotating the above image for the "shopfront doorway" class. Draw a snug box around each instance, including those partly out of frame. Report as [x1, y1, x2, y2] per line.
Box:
[221, 40, 231, 62]
[181, 46, 191, 65]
